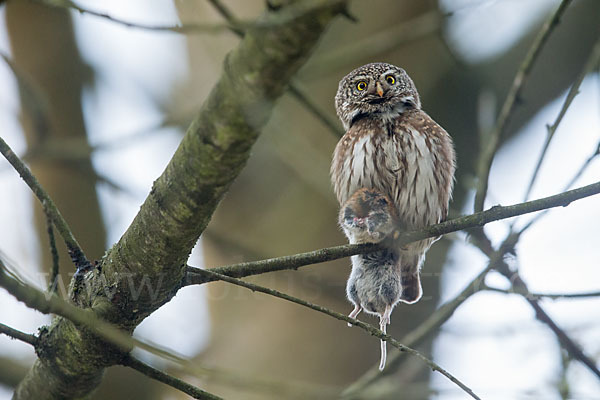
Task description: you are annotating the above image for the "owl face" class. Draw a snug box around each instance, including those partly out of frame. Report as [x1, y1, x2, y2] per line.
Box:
[335, 63, 421, 130]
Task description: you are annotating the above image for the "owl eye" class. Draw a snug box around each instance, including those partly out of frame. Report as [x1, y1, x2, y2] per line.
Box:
[385, 75, 396, 85]
[356, 81, 367, 91]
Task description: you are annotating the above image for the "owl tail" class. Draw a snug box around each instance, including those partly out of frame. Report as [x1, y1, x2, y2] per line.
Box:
[400, 268, 422, 304]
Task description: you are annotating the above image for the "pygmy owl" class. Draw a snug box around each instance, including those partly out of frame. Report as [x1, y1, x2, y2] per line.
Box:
[331, 62, 455, 370]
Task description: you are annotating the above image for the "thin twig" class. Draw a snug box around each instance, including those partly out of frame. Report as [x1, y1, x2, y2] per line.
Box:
[522, 284, 600, 380]
[45, 214, 60, 294]
[186, 180, 600, 284]
[524, 38, 600, 201]
[196, 268, 481, 400]
[0, 53, 50, 141]
[0, 136, 91, 270]
[38, 0, 243, 34]
[483, 286, 600, 300]
[518, 139, 600, 234]
[471, 237, 600, 381]
[288, 85, 345, 137]
[122, 356, 223, 400]
[206, 0, 346, 139]
[474, 0, 574, 212]
[0, 258, 191, 366]
[0, 323, 38, 347]
[343, 233, 520, 397]
[301, 10, 443, 78]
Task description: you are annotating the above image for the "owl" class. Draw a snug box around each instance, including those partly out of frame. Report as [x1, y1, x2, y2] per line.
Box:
[331, 62, 455, 370]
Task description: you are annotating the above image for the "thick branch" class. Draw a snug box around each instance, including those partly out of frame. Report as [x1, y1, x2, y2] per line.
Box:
[186, 180, 600, 284]
[0, 260, 189, 364]
[12, 2, 346, 398]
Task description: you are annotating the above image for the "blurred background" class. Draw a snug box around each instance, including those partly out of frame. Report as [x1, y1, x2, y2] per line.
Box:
[0, 0, 599, 399]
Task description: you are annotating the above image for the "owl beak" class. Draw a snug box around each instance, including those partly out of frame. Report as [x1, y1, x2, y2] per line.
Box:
[376, 82, 384, 97]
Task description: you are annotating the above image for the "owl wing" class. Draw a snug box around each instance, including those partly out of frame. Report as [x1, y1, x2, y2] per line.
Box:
[391, 109, 455, 227]
[330, 119, 381, 206]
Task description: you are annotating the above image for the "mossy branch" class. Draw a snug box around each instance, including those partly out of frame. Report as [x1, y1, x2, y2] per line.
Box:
[11, 1, 347, 398]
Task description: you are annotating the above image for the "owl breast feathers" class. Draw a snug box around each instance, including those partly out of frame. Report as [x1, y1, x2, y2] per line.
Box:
[332, 63, 455, 232]
[332, 107, 455, 230]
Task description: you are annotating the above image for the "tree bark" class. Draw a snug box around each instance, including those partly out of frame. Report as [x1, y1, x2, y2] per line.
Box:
[11, 1, 345, 398]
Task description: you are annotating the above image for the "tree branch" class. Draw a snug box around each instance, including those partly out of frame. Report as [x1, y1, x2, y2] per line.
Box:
[524, 37, 600, 201]
[0, 323, 38, 347]
[0, 258, 190, 365]
[122, 356, 223, 400]
[0, 309, 221, 400]
[45, 214, 60, 294]
[195, 268, 481, 400]
[186, 180, 600, 285]
[471, 236, 600, 381]
[513, 274, 600, 380]
[342, 234, 520, 397]
[36, 0, 245, 33]
[0, 136, 91, 271]
[11, 1, 347, 398]
[474, 0, 574, 212]
[483, 286, 600, 300]
[206, 0, 346, 138]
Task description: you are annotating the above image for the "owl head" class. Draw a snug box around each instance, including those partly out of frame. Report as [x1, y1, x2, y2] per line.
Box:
[334, 62, 421, 130]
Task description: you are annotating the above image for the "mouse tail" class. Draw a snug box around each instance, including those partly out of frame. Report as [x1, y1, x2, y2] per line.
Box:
[378, 305, 392, 371]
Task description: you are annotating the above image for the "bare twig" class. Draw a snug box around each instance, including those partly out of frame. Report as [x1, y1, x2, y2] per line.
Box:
[523, 286, 600, 380]
[122, 356, 223, 400]
[474, 0, 574, 212]
[342, 264, 490, 397]
[0, 136, 91, 270]
[483, 286, 600, 300]
[195, 268, 481, 400]
[343, 234, 520, 397]
[301, 10, 443, 78]
[518, 139, 600, 234]
[45, 214, 60, 294]
[0, 53, 50, 141]
[288, 84, 345, 136]
[187, 180, 600, 284]
[470, 237, 600, 380]
[37, 0, 242, 33]
[0, 323, 38, 347]
[206, 0, 346, 139]
[524, 37, 600, 201]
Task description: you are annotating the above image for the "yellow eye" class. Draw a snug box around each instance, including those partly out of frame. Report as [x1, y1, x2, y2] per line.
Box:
[385, 75, 395, 85]
[356, 81, 367, 91]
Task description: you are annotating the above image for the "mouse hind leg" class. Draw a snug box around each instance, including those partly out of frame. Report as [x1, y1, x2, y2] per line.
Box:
[347, 303, 362, 327]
